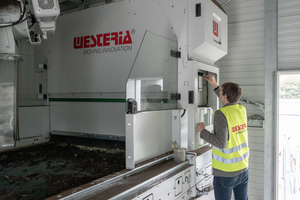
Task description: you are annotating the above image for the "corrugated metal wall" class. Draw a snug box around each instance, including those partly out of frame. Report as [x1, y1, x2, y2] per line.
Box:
[217, 0, 265, 199]
[278, 0, 300, 70]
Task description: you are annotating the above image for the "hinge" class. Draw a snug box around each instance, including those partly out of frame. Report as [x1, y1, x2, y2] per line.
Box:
[170, 50, 181, 58]
[126, 98, 137, 114]
[170, 93, 181, 100]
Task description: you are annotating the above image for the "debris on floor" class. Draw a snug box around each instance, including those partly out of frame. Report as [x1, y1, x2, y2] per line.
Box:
[0, 141, 125, 200]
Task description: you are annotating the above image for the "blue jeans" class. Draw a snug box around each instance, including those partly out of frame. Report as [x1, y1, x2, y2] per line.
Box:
[213, 170, 249, 200]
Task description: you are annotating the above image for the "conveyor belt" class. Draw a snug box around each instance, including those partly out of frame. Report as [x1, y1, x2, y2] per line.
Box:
[47, 152, 190, 200]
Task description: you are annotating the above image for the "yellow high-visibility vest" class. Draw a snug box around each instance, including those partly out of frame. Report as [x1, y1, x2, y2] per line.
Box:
[212, 104, 249, 172]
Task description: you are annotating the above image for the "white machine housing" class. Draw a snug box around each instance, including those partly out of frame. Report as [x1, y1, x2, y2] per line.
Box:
[33, 0, 226, 151]
[188, 0, 227, 63]
[0, 0, 227, 199]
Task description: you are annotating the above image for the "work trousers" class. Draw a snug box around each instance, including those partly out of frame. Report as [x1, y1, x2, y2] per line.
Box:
[213, 170, 249, 200]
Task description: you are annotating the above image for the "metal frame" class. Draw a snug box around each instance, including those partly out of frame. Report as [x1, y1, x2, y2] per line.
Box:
[264, 0, 277, 199]
[184, 61, 219, 150]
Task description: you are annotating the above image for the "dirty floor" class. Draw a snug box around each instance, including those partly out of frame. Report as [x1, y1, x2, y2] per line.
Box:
[0, 140, 125, 200]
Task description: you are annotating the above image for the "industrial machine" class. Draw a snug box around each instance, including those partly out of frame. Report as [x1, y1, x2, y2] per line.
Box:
[0, 0, 227, 199]
[0, 0, 59, 150]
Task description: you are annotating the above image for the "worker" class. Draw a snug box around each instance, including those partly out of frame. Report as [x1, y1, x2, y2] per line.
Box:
[197, 74, 249, 200]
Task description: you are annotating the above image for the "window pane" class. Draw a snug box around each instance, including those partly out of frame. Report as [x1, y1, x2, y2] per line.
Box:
[278, 73, 300, 200]
[126, 31, 178, 112]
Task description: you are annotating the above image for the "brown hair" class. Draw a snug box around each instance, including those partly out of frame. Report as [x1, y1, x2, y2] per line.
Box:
[221, 82, 242, 103]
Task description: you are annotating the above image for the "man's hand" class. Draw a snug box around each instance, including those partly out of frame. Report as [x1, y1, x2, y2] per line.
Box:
[197, 122, 205, 133]
[204, 74, 219, 88]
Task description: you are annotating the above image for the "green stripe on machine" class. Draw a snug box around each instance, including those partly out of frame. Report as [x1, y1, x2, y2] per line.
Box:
[49, 98, 126, 103]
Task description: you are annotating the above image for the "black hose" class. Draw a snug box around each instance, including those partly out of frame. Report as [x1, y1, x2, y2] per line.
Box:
[181, 109, 186, 118]
[198, 80, 209, 107]
[0, 0, 27, 28]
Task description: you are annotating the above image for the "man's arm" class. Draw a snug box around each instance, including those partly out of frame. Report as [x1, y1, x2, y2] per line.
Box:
[214, 86, 221, 98]
[205, 73, 221, 98]
[197, 73, 228, 148]
[204, 74, 219, 88]
[198, 110, 228, 149]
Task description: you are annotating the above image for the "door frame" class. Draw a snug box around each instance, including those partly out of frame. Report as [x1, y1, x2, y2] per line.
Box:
[276, 70, 300, 200]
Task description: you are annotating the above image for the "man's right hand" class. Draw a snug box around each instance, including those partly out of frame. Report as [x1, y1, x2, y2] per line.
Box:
[204, 74, 219, 88]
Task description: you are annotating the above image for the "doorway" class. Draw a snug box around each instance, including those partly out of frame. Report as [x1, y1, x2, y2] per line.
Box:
[277, 71, 300, 200]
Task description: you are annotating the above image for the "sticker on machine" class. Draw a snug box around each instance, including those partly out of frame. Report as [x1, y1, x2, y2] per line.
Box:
[213, 20, 218, 37]
[213, 20, 221, 44]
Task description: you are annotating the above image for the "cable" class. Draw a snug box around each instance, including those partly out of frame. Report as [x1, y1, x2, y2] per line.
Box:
[14, 1, 26, 25]
[0, 0, 27, 28]
[205, 81, 209, 106]
[198, 77, 209, 107]
[0, 14, 31, 28]
[181, 109, 186, 118]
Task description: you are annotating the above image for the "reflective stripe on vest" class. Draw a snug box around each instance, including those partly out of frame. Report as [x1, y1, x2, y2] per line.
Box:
[212, 104, 249, 172]
[213, 142, 248, 155]
[212, 147, 249, 164]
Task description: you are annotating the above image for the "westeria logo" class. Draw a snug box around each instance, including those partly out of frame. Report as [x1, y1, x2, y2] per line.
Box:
[73, 30, 134, 55]
[232, 123, 247, 133]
